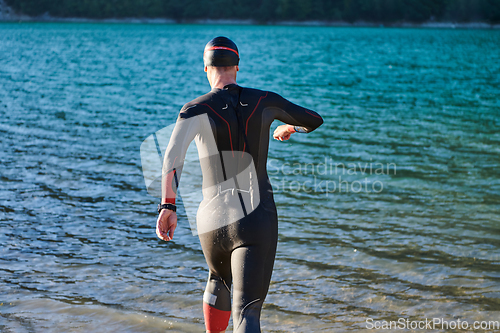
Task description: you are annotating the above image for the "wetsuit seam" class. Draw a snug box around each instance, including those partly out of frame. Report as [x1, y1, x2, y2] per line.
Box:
[265, 106, 302, 127]
[182, 104, 199, 112]
[221, 277, 231, 293]
[211, 273, 232, 294]
[245, 91, 268, 135]
[236, 298, 261, 329]
[200, 102, 235, 156]
[242, 91, 268, 156]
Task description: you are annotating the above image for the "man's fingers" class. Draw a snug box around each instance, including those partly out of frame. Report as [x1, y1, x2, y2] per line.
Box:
[156, 225, 168, 241]
[156, 218, 170, 241]
[155, 211, 177, 242]
[273, 127, 283, 138]
[275, 134, 290, 141]
[158, 230, 171, 241]
[162, 225, 173, 241]
[273, 125, 293, 141]
[156, 228, 166, 241]
[167, 219, 176, 241]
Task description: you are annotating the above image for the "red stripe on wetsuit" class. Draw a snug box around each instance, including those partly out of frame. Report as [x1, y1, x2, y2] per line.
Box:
[242, 91, 268, 154]
[162, 168, 177, 204]
[201, 103, 235, 157]
[203, 303, 231, 332]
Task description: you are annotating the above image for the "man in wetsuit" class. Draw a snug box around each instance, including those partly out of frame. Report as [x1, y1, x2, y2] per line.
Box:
[156, 36, 323, 333]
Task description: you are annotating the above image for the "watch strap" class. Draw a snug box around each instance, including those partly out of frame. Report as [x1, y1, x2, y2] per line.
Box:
[158, 203, 176, 213]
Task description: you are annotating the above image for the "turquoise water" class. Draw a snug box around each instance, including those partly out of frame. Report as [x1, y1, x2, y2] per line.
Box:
[1, 23, 499, 332]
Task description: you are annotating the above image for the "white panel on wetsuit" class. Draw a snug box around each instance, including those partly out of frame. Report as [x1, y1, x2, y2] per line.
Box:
[141, 113, 260, 236]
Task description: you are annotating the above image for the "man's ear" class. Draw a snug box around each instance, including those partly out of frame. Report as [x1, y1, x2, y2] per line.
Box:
[236, 65, 239, 72]
[204, 66, 208, 72]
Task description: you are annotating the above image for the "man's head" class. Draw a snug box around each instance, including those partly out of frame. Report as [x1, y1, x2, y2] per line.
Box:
[203, 36, 240, 88]
[203, 36, 239, 68]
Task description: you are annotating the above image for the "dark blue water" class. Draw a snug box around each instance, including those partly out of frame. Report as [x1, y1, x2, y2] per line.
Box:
[1, 23, 499, 332]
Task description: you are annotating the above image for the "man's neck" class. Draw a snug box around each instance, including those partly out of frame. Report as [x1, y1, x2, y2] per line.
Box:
[210, 75, 237, 89]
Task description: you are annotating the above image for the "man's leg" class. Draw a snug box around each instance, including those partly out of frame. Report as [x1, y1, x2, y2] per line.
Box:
[199, 231, 233, 333]
[203, 272, 232, 333]
[230, 241, 277, 333]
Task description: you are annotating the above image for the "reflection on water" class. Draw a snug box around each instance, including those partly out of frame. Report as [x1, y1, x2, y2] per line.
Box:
[0, 23, 499, 332]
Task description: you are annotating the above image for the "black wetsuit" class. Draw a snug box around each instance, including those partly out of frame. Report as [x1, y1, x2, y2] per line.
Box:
[163, 84, 323, 332]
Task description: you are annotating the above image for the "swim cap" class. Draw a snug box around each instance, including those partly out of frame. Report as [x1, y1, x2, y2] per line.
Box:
[203, 36, 239, 67]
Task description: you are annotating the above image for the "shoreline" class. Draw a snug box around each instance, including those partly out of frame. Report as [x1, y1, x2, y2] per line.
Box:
[1, 2, 499, 29]
[1, 17, 499, 30]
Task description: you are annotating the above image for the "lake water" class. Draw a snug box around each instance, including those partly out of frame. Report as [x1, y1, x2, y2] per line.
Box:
[0, 23, 499, 332]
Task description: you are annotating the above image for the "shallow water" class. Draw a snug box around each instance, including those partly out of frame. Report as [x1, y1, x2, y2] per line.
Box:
[0, 23, 499, 332]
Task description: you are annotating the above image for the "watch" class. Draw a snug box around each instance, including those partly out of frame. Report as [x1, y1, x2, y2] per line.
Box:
[293, 126, 308, 133]
[158, 203, 177, 213]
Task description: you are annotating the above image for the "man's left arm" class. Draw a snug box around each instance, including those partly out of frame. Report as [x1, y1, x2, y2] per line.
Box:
[157, 112, 200, 241]
[269, 92, 323, 141]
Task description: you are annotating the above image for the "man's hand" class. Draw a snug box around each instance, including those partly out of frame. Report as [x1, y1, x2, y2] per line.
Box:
[156, 209, 177, 241]
[273, 125, 295, 141]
